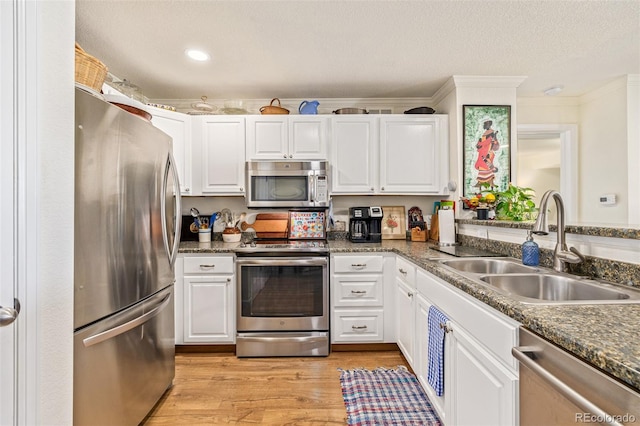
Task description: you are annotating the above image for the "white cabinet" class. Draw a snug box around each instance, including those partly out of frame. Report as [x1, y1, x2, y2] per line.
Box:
[415, 267, 519, 426]
[149, 107, 192, 195]
[395, 256, 417, 365]
[379, 116, 447, 193]
[246, 116, 328, 160]
[196, 116, 246, 195]
[330, 116, 378, 193]
[331, 254, 388, 343]
[177, 254, 235, 344]
[446, 322, 518, 426]
[329, 115, 449, 195]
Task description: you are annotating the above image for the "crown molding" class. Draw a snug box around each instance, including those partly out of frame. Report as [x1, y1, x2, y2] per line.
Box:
[452, 75, 528, 89]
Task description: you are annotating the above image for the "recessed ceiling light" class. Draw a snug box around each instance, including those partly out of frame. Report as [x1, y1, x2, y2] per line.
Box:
[543, 85, 564, 96]
[185, 49, 210, 62]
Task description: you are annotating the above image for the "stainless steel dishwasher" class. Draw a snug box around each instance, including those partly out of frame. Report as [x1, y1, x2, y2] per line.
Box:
[513, 328, 640, 426]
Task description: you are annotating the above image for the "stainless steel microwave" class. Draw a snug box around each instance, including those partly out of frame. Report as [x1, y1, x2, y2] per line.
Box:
[245, 161, 329, 208]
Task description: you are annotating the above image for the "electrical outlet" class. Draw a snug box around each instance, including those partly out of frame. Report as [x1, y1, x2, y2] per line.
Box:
[476, 228, 488, 239]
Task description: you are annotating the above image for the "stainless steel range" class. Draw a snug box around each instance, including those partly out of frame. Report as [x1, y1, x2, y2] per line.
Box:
[235, 211, 330, 357]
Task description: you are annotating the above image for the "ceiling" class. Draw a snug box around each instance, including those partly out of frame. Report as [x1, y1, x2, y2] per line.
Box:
[76, 0, 640, 103]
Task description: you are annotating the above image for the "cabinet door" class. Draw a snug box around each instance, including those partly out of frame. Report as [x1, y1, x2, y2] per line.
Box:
[379, 116, 446, 193]
[200, 116, 246, 195]
[330, 116, 378, 193]
[414, 293, 446, 421]
[246, 116, 288, 159]
[395, 277, 415, 365]
[150, 108, 192, 195]
[289, 116, 328, 159]
[446, 323, 518, 426]
[183, 276, 235, 343]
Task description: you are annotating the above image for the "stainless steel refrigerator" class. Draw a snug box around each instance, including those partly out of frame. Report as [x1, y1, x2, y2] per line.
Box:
[73, 88, 181, 425]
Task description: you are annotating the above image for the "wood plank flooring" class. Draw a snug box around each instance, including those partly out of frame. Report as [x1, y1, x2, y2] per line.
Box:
[143, 350, 409, 425]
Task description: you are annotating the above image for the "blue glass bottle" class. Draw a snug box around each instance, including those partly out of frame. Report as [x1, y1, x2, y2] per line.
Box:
[522, 231, 539, 266]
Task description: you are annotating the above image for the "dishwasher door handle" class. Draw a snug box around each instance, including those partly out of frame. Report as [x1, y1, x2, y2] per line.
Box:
[512, 346, 624, 426]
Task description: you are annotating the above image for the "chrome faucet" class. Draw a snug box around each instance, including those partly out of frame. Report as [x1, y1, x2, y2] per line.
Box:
[532, 190, 585, 272]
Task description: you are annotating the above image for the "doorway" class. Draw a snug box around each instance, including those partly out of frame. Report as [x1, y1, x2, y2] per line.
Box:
[516, 124, 578, 224]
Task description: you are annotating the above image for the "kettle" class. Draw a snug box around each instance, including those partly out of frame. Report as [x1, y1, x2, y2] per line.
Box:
[299, 100, 319, 115]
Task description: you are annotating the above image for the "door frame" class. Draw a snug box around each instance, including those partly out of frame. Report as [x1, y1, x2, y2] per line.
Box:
[516, 124, 579, 224]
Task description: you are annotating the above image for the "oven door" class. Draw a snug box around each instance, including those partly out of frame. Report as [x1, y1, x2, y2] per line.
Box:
[236, 256, 329, 331]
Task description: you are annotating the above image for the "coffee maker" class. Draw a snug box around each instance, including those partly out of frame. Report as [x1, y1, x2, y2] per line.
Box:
[349, 207, 383, 243]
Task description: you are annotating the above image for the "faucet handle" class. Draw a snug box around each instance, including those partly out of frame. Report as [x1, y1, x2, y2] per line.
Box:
[569, 246, 585, 262]
[557, 246, 585, 264]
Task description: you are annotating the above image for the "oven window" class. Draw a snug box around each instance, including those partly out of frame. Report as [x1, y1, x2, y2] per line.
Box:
[240, 265, 324, 317]
[250, 176, 309, 201]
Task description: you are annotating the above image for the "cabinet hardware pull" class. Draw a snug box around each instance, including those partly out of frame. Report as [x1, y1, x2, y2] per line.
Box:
[399, 268, 407, 275]
[184, 187, 190, 192]
[370, 187, 374, 191]
[351, 263, 366, 269]
[439, 322, 452, 333]
[283, 154, 287, 158]
[352, 325, 368, 330]
[350, 290, 367, 294]
[407, 291, 413, 298]
[226, 278, 231, 282]
[381, 187, 385, 191]
[200, 264, 216, 268]
[239, 187, 244, 191]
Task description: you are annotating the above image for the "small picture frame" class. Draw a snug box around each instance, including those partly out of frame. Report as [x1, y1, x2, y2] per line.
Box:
[381, 206, 406, 240]
[462, 105, 511, 198]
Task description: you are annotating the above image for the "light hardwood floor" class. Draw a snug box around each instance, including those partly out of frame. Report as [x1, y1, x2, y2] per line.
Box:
[143, 350, 409, 425]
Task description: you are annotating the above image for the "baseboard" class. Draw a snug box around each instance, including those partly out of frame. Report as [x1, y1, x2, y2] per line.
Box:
[175, 344, 236, 354]
[331, 343, 399, 352]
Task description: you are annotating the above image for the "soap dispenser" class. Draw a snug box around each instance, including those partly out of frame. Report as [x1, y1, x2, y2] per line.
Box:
[522, 230, 540, 266]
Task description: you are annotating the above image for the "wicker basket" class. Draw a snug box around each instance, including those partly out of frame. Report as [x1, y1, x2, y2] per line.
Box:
[260, 98, 289, 115]
[75, 43, 108, 92]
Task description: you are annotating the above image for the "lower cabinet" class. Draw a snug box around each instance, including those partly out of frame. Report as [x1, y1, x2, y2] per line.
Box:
[175, 254, 235, 344]
[412, 263, 519, 426]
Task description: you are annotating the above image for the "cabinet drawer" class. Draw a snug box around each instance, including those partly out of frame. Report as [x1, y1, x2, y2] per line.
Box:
[333, 255, 384, 273]
[333, 274, 383, 307]
[395, 256, 416, 288]
[183, 255, 234, 274]
[417, 269, 519, 370]
[332, 310, 384, 342]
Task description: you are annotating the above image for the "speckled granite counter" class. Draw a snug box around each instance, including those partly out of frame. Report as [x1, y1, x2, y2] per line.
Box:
[178, 239, 640, 392]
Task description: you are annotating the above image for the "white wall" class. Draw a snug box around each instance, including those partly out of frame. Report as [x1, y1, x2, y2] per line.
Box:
[627, 75, 640, 226]
[36, 1, 75, 424]
[579, 77, 629, 225]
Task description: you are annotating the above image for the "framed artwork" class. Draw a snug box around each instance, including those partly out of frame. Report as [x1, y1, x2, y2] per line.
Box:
[462, 105, 511, 198]
[381, 206, 406, 240]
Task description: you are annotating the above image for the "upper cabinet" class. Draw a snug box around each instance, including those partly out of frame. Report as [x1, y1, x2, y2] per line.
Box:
[331, 116, 378, 193]
[246, 116, 328, 160]
[331, 115, 449, 195]
[149, 107, 192, 195]
[195, 116, 246, 195]
[379, 116, 447, 193]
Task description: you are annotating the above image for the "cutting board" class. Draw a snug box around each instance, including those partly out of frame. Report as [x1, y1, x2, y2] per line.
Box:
[240, 213, 289, 238]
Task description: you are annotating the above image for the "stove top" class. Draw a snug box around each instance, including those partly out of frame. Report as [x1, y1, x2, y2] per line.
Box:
[236, 239, 329, 254]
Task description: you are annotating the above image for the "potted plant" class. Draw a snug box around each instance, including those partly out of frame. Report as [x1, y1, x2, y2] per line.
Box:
[493, 184, 537, 221]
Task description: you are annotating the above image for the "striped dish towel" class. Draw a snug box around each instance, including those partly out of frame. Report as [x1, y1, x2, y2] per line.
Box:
[427, 305, 449, 396]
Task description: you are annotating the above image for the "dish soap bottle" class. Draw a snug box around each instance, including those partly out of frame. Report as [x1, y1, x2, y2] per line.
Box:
[522, 231, 539, 266]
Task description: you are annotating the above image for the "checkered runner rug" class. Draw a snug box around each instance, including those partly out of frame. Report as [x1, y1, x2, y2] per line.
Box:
[339, 366, 442, 425]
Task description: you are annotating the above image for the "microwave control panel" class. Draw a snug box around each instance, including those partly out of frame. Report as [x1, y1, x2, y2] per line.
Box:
[315, 175, 328, 203]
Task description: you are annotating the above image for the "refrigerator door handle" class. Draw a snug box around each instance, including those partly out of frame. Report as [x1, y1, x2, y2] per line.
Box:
[82, 292, 172, 347]
[161, 152, 182, 267]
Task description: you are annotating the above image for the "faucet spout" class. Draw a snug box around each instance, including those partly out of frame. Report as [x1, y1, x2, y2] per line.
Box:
[531, 190, 583, 272]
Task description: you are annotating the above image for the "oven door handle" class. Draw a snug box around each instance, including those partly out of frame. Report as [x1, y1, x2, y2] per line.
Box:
[512, 346, 624, 426]
[239, 334, 327, 344]
[235, 257, 328, 266]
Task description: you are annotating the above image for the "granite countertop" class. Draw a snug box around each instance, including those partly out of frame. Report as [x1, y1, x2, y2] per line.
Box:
[178, 239, 640, 392]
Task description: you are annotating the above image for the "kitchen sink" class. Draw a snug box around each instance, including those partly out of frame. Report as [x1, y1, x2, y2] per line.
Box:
[439, 258, 539, 274]
[479, 274, 640, 304]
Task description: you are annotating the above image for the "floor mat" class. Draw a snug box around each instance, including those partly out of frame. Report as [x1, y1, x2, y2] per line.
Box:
[339, 366, 442, 426]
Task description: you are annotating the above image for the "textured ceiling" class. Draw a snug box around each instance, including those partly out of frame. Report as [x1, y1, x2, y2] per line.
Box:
[76, 0, 640, 102]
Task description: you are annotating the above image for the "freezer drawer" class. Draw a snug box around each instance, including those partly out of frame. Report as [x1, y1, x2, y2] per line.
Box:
[74, 286, 175, 426]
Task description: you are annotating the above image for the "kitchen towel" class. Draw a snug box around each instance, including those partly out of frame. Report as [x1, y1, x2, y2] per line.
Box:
[437, 209, 455, 245]
[427, 305, 449, 397]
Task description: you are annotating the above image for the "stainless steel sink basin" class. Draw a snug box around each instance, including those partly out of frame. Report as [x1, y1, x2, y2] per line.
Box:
[440, 258, 539, 274]
[479, 274, 640, 304]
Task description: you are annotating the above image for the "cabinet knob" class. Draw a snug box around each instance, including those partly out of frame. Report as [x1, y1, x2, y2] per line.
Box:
[370, 187, 374, 191]
[407, 291, 413, 298]
[283, 154, 288, 158]
[239, 187, 244, 191]
[351, 325, 368, 330]
[289, 154, 293, 158]
[226, 278, 231, 283]
[184, 187, 190, 192]
[381, 187, 385, 191]
[439, 322, 452, 333]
